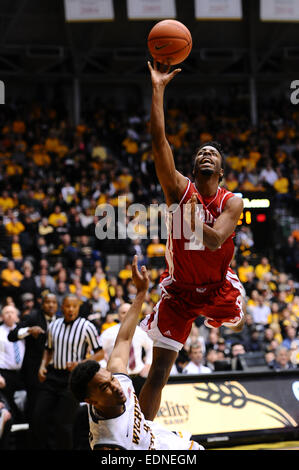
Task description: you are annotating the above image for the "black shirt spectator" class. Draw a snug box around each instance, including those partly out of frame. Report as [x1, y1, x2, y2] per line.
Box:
[8, 293, 58, 437]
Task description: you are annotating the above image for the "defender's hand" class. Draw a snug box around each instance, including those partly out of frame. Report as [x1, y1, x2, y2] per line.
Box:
[132, 255, 149, 293]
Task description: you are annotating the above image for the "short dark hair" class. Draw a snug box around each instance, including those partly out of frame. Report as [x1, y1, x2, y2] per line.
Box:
[62, 294, 79, 303]
[192, 140, 225, 182]
[69, 360, 100, 402]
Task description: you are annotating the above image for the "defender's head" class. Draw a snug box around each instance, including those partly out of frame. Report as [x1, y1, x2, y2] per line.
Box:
[192, 141, 225, 182]
[69, 360, 126, 409]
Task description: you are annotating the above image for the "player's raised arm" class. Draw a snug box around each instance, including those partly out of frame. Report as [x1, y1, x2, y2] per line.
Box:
[148, 61, 187, 206]
[107, 256, 149, 375]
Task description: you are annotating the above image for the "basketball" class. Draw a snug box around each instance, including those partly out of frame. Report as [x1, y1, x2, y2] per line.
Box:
[147, 19, 192, 65]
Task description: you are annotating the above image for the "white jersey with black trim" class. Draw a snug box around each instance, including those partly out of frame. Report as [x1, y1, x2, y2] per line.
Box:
[88, 374, 203, 450]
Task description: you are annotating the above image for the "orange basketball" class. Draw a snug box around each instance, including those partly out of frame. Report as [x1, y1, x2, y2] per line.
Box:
[147, 19, 192, 65]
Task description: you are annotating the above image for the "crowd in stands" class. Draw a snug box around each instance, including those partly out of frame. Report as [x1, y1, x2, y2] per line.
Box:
[0, 93, 298, 447]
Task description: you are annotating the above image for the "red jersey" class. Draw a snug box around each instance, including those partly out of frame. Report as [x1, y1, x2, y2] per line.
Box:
[162, 178, 237, 288]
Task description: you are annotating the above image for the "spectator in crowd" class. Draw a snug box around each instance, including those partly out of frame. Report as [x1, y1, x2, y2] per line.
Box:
[230, 342, 246, 370]
[5, 215, 25, 237]
[205, 348, 219, 371]
[182, 342, 212, 375]
[170, 348, 190, 375]
[255, 257, 271, 281]
[146, 237, 166, 269]
[1, 261, 23, 302]
[19, 293, 37, 318]
[245, 328, 263, 352]
[19, 264, 38, 299]
[0, 305, 25, 422]
[250, 295, 271, 326]
[87, 288, 109, 331]
[281, 325, 299, 350]
[238, 259, 254, 284]
[268, 346, 297, 370]
[260, 327, 276, 352]
[259, 161, 278, 189]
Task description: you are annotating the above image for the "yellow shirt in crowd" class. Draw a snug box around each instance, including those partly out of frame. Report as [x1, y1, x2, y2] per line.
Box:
[255, 263, 271, 280]
[147, 243, 166, 258]
[5, 221, 25, 236]
[1, 268, 23, 287]
[48, 212, 68, 227]
[238, 264, 254, 283]
[274, 177, 289, 194]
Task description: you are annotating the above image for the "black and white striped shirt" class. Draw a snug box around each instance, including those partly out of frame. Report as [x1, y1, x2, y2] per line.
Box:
[47, 317, 101, 370]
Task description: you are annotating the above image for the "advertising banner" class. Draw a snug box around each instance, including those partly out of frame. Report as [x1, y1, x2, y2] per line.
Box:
[260, 0, 299, 22]
[156, 372, 299, 445]
[127, 0, 176, 20]
[194, 0, 242, 20]
[64, 0, 114, 22]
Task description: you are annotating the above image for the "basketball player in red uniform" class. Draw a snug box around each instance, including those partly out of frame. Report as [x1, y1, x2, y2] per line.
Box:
[139, 61, 245, 421]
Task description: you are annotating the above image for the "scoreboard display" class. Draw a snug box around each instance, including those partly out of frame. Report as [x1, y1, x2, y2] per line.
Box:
[234, 194, 273, 250]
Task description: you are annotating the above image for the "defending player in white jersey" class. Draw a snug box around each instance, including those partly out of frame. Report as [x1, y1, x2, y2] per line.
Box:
[69, 255, 204, 451]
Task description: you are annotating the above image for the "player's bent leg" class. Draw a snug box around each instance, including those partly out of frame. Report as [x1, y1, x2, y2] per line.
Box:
[139, 346, 178, 421]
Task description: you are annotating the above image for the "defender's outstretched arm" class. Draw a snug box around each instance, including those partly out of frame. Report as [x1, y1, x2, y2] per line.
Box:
[107, 256, 149, 374]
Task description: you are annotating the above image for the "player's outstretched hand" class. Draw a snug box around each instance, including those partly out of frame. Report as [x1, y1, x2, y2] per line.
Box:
[132, 255, 149, 294]
[147, 60, 181, 88]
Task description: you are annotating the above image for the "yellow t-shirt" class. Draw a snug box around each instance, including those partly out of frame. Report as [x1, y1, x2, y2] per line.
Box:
[0, 197, 15, 212]
[5, 221, 25, 235]
[147, 243, 166, 258]
[238, 265, 254, 283]
[69, 284, 92, 299]
[92, 145, 107, 161]
[274, 178, 289, 194]
[226, 155, 243, 172]
[48, 212, 68, 227]
[118, 269, 132, 281]
[89, 277, 109, 302]
[255, 263, 271, 280]
[101, 321, 118, 332]
[1, 269, 23, 287]
[122, 138, 138, 154]
[45, 137, 60, 153]
[33, 151, 51, 166]
[225, 179, 239, 192]
[11, 242, 22, 260]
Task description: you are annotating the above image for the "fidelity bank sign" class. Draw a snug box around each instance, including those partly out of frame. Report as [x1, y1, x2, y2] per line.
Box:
[0, 81, 4, 104]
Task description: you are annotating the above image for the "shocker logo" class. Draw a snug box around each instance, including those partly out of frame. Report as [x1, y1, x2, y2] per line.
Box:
[194, 381, 297, 427]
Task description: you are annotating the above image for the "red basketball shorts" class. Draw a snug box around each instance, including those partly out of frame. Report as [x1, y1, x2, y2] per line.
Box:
[140, 268, 245, 352]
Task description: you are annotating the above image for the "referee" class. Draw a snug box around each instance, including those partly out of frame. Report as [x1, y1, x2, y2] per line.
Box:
[32, 294, 104, 450]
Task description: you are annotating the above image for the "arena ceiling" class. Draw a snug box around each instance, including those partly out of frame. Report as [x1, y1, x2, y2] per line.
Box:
[0, 0, 298, 83]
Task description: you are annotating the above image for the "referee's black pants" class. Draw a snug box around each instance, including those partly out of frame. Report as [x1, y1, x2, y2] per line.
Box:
[32, 366, 79, 450]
